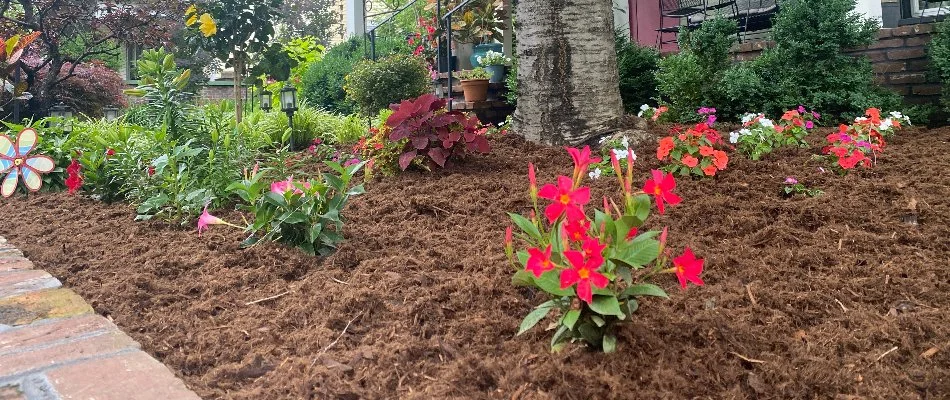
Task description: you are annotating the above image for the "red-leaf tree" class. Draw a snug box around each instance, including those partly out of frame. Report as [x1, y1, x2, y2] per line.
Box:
[0, 0, 188, 116]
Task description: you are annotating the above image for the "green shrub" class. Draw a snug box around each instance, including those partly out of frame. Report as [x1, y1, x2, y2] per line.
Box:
[754, 0, 902, 121]
[931, 18, 950, 119]
[615, 34, 659, 112]
[505, 59, 518, 105]
[301, 36, 407, 115]
[344, 54, 431, 116]
[718, 62, 765, 120]
[656, 18, 736, 121]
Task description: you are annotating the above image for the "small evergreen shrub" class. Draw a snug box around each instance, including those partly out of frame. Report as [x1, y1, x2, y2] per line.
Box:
[615, 33, 659, 113]
[930, 18, 950, 120]
[656, 18, 736, 121]
[301, 37, 407, 115]
[344, 54, 431, 116]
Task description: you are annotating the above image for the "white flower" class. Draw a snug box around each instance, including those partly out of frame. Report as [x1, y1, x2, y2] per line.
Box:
[729, 131, 740, 144]
[740, 128, 751, 135]
[612, 148, 628, 160]
[879, 119, 893, 131]
[760, 118, 773, 128]
[589, 168, 602, 180]
[629, 149, 637, 160]
[620, 136, 629, 148]
[599, 136, 608, 144]
[741, 113, 754, 124]
[636, 111, 644, 117]
[855, 117, 868, 123]
[640, 104, 650, 111]
[889, 111, 903, 119]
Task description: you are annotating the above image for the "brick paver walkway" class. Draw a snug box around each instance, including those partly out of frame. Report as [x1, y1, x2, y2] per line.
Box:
[0, 236, 200, 400]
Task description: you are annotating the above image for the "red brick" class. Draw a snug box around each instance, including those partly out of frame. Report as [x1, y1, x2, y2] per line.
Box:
[904, 36, 932, 47]
[873, 61, 906, 74]
[877, 29, 894, 39]
[893, 24, 935, 36]
[864, 51, 888, 62]
[46, 352, 200, 400]
[889, 73, 928, 84]
[0, 314, 116, 352]
[0, 329, 138, 377]
[0, 258, 33, 272]
[905, 59, 931, 72]
[887, 48, 927, 60]
[0, 288, 93, 326]
[912, 84, 943, 96]
[0, 270, 60, 299]
[869, 38, 905, 50]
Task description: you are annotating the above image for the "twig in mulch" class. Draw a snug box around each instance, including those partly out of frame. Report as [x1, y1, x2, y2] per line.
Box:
[245, 290, 291, 306]
[834, 298, 849, 312]
[872, 346, 899, 364]
[729, 351, 766, 364]
[746, 284, 757, 306]
[330, 277, 349, 285]
[309, 312, 364, 368]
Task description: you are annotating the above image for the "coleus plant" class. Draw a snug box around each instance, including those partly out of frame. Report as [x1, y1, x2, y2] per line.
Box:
[386, 94, 491, 170]
[506, 146, 705, 353]
[657, 123, 729, 177]
[822, 108, 895, 171]
[730, 107, 819, 160]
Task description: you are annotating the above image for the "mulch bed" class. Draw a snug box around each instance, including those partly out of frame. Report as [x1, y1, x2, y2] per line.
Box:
[1, 125, 948, 399]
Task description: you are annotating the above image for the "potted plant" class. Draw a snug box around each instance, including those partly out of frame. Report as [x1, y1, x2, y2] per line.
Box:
[476, 50, 510, 83]
[458, 68, 491, 102]
[448, 0, 504, 68]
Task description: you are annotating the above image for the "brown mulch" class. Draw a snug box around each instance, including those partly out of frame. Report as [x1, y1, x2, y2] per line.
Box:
[1, 125, 948, 399]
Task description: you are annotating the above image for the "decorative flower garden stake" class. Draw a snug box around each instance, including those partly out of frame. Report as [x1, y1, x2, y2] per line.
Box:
[0, 128, 55, 197]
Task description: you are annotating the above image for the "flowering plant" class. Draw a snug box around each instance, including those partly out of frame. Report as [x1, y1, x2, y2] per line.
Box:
[781, 177, 822, 198]
[224, 161, 366, 256]
[821, 108, 896, 171]
[657, 123, 728, 177]
[729, 107, 818, 160]
[588, 135, 637, 180]
[697, 106, 717, 126]
[477, 50, 511, 67]
[636, 104, 669, 122]
[507, 146, 705, 352]
[854, 109, 910, 137]
[386, 94, 490, 170]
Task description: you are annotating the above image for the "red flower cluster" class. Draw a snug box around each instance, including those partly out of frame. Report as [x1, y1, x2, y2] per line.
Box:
[822, 108, 887, 170]
[657, 123, 729, 177]
[65, 159, 82, 194]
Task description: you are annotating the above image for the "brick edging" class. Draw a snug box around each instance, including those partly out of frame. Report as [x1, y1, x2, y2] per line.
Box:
[0, 236, 201, 400]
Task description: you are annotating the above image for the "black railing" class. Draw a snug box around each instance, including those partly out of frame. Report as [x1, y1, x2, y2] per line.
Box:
[441, 0, 478, 111]
[366, 0, 432, 61]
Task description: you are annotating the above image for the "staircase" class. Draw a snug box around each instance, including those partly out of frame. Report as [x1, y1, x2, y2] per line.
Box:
[433, 72, 514, 125]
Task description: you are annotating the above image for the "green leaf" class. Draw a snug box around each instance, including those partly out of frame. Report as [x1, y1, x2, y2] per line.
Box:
[626, 299, 639, 315]
[511, 269, 535, 287]
[590, 315, 606, 327]
[550, 325, 570, 352]
[602, 334, 617, 353]
[535, 270, 574, 297]
[562, 309, 580, 330]
[611, 238, 660, 269]
[518, 305, 553, 335]
[578, 322, 602, 345]
[263, 192, 287, 207]
[589, 295, 625, 317]
[509, 213, 542, 242]
[622, 283, 670, 299]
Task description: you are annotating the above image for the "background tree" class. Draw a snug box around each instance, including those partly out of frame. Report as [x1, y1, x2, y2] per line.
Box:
[277, 0, 343, 45]
[0, 0, 187, 116]
[184, 0, 283, 124]
[511, 0, 623, 145]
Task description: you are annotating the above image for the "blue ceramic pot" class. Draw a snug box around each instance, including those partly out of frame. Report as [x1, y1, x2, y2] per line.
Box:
[470, 43, 503, 68]
[485, 65, 506, 83]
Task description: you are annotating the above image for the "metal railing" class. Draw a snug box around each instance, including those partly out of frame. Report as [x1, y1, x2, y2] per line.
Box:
[366, 0, 433, 61]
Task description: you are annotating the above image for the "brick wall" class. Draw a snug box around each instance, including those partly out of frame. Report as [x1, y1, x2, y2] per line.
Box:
[730, 23, 942, 106]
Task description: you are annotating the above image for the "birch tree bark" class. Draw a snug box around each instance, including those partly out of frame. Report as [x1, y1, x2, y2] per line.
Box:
[512, 0, 624, 145]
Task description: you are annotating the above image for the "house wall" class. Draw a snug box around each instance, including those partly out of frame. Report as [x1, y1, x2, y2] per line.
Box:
[730, 23, 941, 105]
[628, 0, 679, 51]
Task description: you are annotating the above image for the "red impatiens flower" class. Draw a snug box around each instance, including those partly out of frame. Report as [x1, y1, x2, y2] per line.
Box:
[563, 218, 591, 242]
[673, 247, 705, 289]
[538, 176, 590, 223]
[681, 154, 699, 168]
[560, 250, 609, 304]
[699, 146, 715, 157]
[657, 137, 675, 159]
[526, 245, 554, 277]
[702, 165, 717, 176]
[712, 150, 728, 170]
[642, 169, 681, 215]
[65, 159, 83, 195]
[625, 227, 638, 241]
[566, 146, 600, 175]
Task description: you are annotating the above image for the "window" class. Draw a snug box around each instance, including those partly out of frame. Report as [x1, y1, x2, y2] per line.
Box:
[910, 0, 950, 17]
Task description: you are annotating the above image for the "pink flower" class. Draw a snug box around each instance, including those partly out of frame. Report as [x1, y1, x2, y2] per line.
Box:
[805, 121, 814, 129]
[197, 207, 225, 236]
[538, 176, 590, 223]
[642, 170, 681, 215]
[270, 178, 311, 196]
[559, 250, 608, 305]
[673, 247, 705, 289]
[784, 177, 798, 185]
[526, 245, 554, 277]
[798, 105, 806, 114]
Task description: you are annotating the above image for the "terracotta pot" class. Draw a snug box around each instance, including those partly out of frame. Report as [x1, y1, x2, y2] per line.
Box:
[460, 79, 489, 102]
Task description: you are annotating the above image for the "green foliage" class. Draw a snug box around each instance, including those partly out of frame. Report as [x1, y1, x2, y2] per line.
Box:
[227, 161, 366, 256]
[931, 18, 950, 119]
[343, 54, 431, 116]
[615, 34, 659, 113]
[752, 0, 902, 121]
[301, 36, 408, 115]
[656, 18, 736, 121]
[123, 49, 198, 140]
[505, 58, 518, 105]
[240, 104, 365, 148]
[457, 67, 491, 80]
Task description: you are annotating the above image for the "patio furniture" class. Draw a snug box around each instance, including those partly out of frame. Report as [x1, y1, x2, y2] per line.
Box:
[656, 0, 739, 46]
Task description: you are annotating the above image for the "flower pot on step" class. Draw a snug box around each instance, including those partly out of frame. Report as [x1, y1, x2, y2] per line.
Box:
[485, 65, 506, 83]
[460, 79, 490, 102]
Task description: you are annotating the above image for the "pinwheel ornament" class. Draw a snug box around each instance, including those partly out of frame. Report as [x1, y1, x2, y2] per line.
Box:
[0, 128, 55, 197]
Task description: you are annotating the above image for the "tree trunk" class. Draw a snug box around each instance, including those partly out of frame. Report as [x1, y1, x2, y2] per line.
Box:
[233, 57, 244, 124]
[511, 0, 623, 145]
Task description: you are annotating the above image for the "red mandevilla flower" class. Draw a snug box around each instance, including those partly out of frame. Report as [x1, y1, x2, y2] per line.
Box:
[673, 247, 705, 289]
[581, 237, 607, 260]
[538, 176, 589, 223]
[559, 250, 609, 305]
[643, 170, 681, 214]
[563, 218, 591, 242]
[65, 159, 83, 194]
[566, 146, 600, 176]
[526, 245, 554, 277]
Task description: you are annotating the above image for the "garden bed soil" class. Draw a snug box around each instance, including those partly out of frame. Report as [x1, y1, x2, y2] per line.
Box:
[1, 126, 949, 399]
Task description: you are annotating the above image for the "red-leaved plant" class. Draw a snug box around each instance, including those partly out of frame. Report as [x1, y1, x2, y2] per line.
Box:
[506, 146, 705, 353]
[385, 93, 490, 170]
